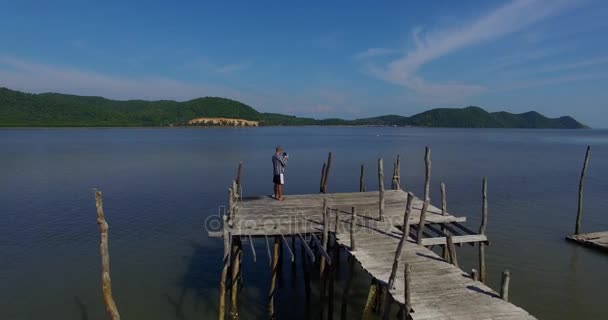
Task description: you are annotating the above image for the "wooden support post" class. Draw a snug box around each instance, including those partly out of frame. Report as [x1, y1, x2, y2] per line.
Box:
[281, 234, 295, 262]
[268, 237, 279, 319]
[471, 269, 479, 281]
[94, 191, 121, 320]
[320, 201, 329, 275]
[446, 236, 458, 268]
[248, 235, 256, 263]
[321, 152, 333, 193]
[360, 164, 366, 192]
[362, 280, 379, 319]
[440, 182, 449, 260]
[236, 161, 243, 198]
[350, 206, 356, 251]
[340, 255, 355, 320]
[328, 226, 339, 320]
[219, 215, 230, 320]
[417, 147, 431, 245]
[479, 177, 488, 283]
[401, 263, 411, 320]
[230, 238, 241, 319]
[383, 193, 413, 319]
[500, 270, 511, 301]
[298, 233, 315, 263]
[320, 163, 327, 193]
[378, 158, 385, 220]
[228, 186, 235, 221]
[575, 146, 591, 235]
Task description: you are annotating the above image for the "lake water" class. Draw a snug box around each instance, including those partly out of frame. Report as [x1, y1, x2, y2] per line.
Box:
[1, 127, 607, 319]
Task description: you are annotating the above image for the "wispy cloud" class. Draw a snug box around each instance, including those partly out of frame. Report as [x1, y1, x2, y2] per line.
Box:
[538, 56, 608, 73]
[504, 72, 608, 90]
[0, 55, 243, 101]
[215, 62, 251, 74]
[354, 48, 398, 60]
[363, 0, 578, 102]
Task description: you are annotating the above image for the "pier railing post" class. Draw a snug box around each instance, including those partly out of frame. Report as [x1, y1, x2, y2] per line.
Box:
[392, 155, 401, 190]
[575, 146, 591, 235]
[320, 163, 327, 193]
[378, 158, 385, 220]
[417, 147, 431, 245]
[230, 237, 242, 319]
[94, 190, 121, 320]
[321, 152, 333, 193]
[360, 164, 366, 192]
[440, 182, 449, 260]
[236, 161, 243, 198]
[500, 270, 511, 301]
[479, 177, 488, 283]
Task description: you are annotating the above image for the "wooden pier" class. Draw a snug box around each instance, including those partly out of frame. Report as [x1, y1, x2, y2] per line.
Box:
[212, 152, 537, 319]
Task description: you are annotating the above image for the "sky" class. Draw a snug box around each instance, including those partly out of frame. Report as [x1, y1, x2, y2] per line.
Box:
[1, 0, 607, 127]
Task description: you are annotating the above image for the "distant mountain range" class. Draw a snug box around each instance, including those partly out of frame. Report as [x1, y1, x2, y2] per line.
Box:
[0, 87, 589, 128]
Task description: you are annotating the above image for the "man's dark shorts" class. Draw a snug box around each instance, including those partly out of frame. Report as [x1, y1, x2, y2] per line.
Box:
[273, 173, 284, 185]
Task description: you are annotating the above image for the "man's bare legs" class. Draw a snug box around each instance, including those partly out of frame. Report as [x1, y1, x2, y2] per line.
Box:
[277, 184, 283, 201]
[274, 183, 278, 199]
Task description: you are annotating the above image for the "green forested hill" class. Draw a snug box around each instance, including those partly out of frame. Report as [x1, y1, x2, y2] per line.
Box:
[0, 87, 588, 128]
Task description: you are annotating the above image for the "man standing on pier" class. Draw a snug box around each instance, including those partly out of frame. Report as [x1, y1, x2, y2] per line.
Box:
[272, 146, 288, 200]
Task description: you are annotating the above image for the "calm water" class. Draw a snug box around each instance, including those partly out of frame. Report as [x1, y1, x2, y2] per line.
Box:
[1, 127, 607, 319]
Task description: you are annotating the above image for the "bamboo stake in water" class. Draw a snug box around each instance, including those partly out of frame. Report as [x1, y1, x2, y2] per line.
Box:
[360, 164, 366, 192]
[575, 146, 591, 235]
[94, 190, 121, 320]
[500, 270, 511, 301]
[219, 215, 230, 320]
[268, 237, 279, 319]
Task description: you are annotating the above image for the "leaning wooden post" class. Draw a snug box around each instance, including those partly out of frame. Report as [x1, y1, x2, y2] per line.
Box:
[230, 238, 242, 319]
[350, 207, 356, 251]
[320, 163, 327, 193]
[320, 201, 329, 276]
[378, 158, 385, 221]
[383, 193, 413, 319]
[575, 146, 591, 235]
[219, 214, 230, 320]
[417, 147, 431, 245]
[236, 161, 243, 198]
[322, 152, 333, 193]
[446, 236, 458, 268]
[94, 190, 121, 320]
[360, 164, 366, 192]
[479, 177, 488, 283]
[500, 270, 511, 301]
[268, 236, 280, 319]
[401, 263, 411, 320]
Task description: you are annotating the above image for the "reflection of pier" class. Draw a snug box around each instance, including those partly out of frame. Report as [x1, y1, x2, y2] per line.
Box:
[211, 151, 536, 319]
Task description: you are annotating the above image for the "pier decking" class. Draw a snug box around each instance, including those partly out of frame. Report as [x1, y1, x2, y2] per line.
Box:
[219, 189, 535, 319]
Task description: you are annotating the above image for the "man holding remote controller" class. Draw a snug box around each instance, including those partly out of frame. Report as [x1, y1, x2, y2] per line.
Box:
[272, 146, 288, 201]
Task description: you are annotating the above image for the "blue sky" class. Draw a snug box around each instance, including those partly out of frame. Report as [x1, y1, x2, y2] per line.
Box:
[1, 0, 607, 127]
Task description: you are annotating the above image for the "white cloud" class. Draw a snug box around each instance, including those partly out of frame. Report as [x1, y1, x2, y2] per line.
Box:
[538, 56, 608, 73]
[354, 48, 398, 60]
[364, 0, 578, 103]
[215, 62, 251, 74]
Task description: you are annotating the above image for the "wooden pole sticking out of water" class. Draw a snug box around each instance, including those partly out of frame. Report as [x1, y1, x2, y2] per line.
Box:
[446, 236, 458, 268]
[440, 182, 449, 260]
[94, 190, 121, 320]
[362, 280, 379, 319]
[401, 263, 412, 320]
[321, 152, 333, 193]
[236, 161, 243, 198]
[320, 163, 327, 193]
[391, 154, 401, 190]
[479, 177, 488, 283]
[219, 215, 230, 320]
[575, 146, 591, 235]
[360, 164, 366, 192]
[417, 147, 431, 245]
[268, 236, 279, 319]
[378, 158, 385, 220]
[500, 270, 511, 301]
[350, 207, 356, 251]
